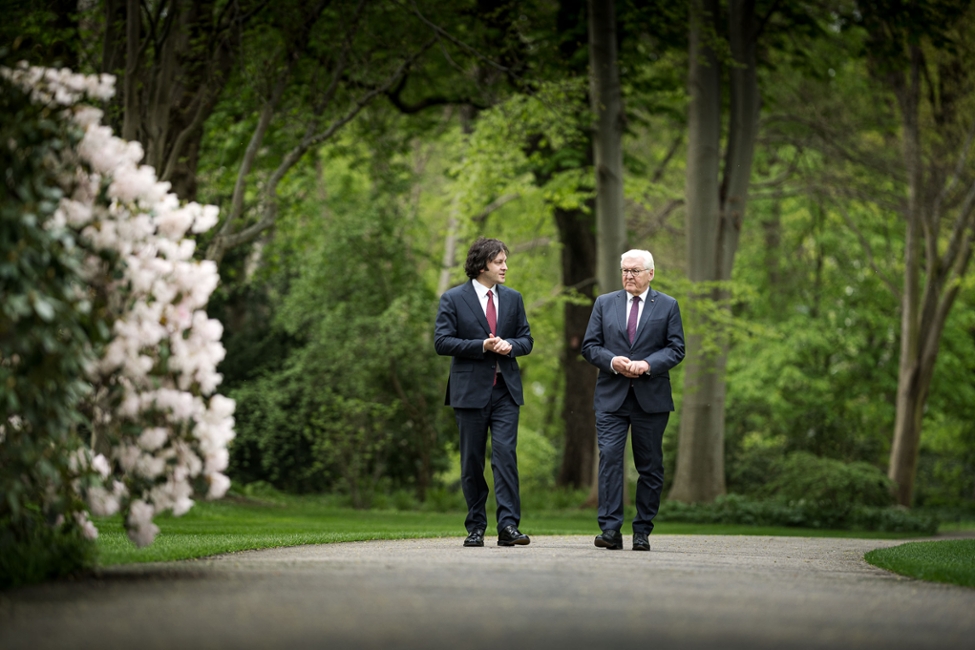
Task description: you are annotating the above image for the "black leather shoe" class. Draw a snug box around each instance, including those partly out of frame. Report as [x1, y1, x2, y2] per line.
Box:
[464, 529, 485, 547]
[632, 532, 651, 551]
[594, 529, 623, 550]
[498, 525, 530, 546]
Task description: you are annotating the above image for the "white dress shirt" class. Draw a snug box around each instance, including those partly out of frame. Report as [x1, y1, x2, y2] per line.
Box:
[472, 280, 499, 328]
[613, 287, 651, 375]
[627, 287, 649, 334]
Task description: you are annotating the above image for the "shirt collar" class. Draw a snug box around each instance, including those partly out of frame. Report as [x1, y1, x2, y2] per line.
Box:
[628, 287, 650, 303]
[472, 279, 496, 300]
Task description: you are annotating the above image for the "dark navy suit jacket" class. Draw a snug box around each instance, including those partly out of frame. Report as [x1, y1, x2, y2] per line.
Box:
[582, 288, 685, 414]
[434, 281, 533, 408]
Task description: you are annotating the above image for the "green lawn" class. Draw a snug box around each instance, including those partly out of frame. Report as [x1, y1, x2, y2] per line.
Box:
[95, 495, 928, 566]
[865, 540, 975, 589]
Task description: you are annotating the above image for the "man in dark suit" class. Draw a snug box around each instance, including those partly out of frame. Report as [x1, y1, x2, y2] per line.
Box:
[434, 238, 534, 547]
[582, 249, 685, 551]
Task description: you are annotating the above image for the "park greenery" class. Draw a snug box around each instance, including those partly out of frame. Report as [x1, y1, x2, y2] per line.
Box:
[865, 539, 975, 589]
[3, 0, 975, 588]
[91, 485, 933, 568]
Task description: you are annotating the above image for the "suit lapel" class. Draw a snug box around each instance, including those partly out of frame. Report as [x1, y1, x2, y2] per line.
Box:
[614, 290, 628, 342]
[495, 285, 508, 337]
[633, 288, 659, 346]
[461, 282, 491, 336]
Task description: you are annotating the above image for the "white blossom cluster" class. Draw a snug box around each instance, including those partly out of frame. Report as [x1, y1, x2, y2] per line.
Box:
[3, 62, 235, 547]
[0, 62, 115, 106]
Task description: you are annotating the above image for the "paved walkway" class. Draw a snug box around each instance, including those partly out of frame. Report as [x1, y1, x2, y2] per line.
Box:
[1, 535, 973, 649]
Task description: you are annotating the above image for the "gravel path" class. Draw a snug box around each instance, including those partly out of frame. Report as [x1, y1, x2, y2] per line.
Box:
[1, 535, 973, 649]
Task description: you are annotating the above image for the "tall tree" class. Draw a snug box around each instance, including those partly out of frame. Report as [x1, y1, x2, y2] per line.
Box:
[857, 0, 975, 506]
[669, 0, 762, 503]
[104, 0, 257, 199]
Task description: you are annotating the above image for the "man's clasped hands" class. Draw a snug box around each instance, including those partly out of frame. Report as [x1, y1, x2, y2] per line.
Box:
[611, 356, 650, 378]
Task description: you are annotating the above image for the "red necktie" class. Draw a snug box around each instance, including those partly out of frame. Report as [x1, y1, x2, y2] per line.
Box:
[486, 290, 497, 336]
[487, 290, 497, 385]
[628, 296, 640, 344]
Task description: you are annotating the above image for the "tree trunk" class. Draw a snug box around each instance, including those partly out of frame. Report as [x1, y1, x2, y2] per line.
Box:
[555, 204, 598, 488]
[670, 0, 760, 503]
[888, 48, 926, 506]
[111, 0, 241, 201]
[669, 0, 724, 503]
[584, 0, 626, 502]
[121, 0, 140, 142]
[587, 0, 626, 294]
[437, 106, 475, 296]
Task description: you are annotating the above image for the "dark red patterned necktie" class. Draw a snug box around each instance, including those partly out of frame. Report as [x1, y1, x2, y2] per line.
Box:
[486, 290, 497, 336]
[628, 296, 640, 344]
[487, 290, 498, 385]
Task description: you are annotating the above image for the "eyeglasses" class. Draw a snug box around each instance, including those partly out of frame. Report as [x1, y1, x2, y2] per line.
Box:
[621, 268, 648, 277]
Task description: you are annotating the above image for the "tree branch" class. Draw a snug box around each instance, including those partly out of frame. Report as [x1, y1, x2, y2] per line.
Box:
[651, 133, 683, 184]
[933, 118, 975, 219]
[471, 193, 521, 224]
[209, 42, 435, 260]
[752, 147, 802, 188]
[395, 0, 509, 73]
[939, 175, 975, 282]
[832, 198, 901, 300]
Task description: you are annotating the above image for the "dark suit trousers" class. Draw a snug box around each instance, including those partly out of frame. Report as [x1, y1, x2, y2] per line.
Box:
[454, 375, 521, 533]
[595, 387, 669, 535]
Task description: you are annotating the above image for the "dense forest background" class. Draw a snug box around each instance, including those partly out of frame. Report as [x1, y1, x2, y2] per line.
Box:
[4, 0, 974, 513]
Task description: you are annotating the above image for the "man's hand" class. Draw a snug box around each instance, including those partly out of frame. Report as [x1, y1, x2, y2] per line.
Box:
[626, 360, 650, 376]
[612, 356, 641, 378]
[484, 336, 513, 355]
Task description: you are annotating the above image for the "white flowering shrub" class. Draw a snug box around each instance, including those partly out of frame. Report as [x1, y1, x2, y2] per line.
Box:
[0, 62, 235, 554]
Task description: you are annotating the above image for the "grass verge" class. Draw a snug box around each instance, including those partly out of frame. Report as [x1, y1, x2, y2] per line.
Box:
[865, 540, 975, 589]
[95, 495, 929, 566]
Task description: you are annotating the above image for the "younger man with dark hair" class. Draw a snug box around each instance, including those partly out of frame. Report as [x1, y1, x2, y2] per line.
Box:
[434, 238, 534, 547]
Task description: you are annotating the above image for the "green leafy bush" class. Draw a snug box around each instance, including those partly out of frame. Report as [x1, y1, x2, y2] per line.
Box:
[763, 451, 895, 511]
[659, 494, 937, 534]
[1, 72, 100, 586]
[516, 427, 558, 494]
[660, 452, 924, 532]
[0, 514, 97, 589]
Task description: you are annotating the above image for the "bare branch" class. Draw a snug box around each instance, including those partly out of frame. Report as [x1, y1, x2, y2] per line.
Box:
[933, 118, 975, 218]
[510, 237, 552, 253]
[471, 193, 521, 224]
[160, 88, 209, 182]
[209, 42, 435, 259]
[631, 197, 684, 241]
[211, 69, 291, 251]
[314, 0, 367, 114]
[528, 276, 597, 310]
[940, 175, 975, 280]
[395, 0, 509, 73]
[651, 133, 683, 185]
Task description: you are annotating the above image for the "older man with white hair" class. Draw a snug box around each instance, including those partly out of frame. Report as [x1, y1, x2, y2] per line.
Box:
[582, 249, 685, 551]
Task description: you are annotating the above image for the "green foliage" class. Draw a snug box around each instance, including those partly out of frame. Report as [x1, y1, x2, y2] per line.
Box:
[453, 79, 592, 231]
[226, 132, 450, 504]
[866, 540, 975, 589]
[0, 75, 102, 584]
[514, 427, 558, 494]
[0, 513, 97, 590]
[660, 494, 937, 534]
[915, 292, 975, 507]
[89, 490, 926, 567]
[763, 451, 895, 511]
[666, 450, 931, 533]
